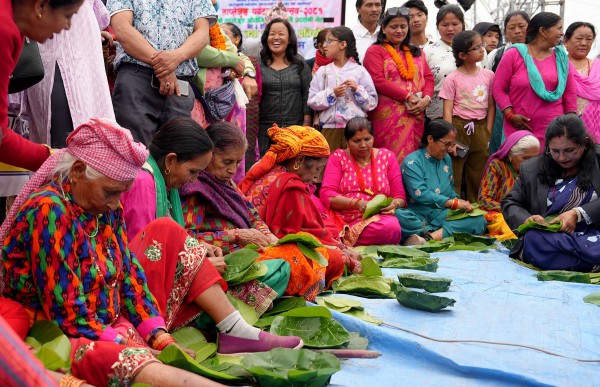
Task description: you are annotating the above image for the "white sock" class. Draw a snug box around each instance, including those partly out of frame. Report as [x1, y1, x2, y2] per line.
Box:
[216, 310, 261, 340]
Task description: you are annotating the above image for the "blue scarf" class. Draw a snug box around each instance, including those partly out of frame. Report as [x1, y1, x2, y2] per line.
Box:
[511, 43, 569, 102]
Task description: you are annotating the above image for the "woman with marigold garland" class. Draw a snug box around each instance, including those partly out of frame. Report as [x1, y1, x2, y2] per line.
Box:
[363, 6, 434, 166]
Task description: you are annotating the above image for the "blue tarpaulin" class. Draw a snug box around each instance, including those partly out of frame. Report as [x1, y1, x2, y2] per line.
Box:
[328, 247, 600, 387]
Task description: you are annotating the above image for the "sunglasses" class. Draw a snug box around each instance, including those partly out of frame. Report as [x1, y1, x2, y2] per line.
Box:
[385, 7, 409, 18]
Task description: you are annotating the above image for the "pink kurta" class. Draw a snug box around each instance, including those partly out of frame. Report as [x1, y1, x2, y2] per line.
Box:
[320, 148, 404, 245]
[24, 0, 115, 144]
[492, 48, 577, 150]
[363, 45, 434, 166]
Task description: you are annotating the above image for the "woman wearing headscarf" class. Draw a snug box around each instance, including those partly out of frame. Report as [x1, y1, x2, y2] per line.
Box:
[478, 131, 540, 240]
[0, 119, 227, 386]
[240, 125, 361, 301]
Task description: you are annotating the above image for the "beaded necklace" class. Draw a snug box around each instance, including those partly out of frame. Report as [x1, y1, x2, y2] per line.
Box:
[349, 150, 378, 196]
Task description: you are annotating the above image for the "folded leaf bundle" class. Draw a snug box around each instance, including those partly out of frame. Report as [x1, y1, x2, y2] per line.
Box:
[222, 248, 266, 285]
[398, 273, 452, 292]
[363, 194, 393, 219]
[381, 257, 439, 272]
[270, 316, 351, 348]
[446, 203, 487, 220]
[25, 320, 71, 371]
[376, 245, 431, 259]
[536, 270, 591, 284]
[414, 240, 452, 253]
[333, 275, 396, 298]
[241, 348, 341, 387]
[396, 286, 456, 312]
[517, 216, 562, 235]
[315, 296, 383, 325]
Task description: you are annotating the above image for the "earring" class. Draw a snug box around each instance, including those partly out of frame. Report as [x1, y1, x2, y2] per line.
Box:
[37, 13, 42, 19]
[542, 35, 547, 40]
[164, 167, 170, 175]
[293, 163, 301, 171]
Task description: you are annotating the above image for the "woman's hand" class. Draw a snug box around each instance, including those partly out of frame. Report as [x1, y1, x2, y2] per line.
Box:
[356, 199, 368, 213]
[333, 84, 348, 97]
[208, 255, 227, 274]
[549, 209, 578, 233]
[266, 233, 279, 245]
[508, 114, 533, 131]
[406, 96, 429, 115]
[526, 215, 546, 224]
[343, 80, 358, 92]
[341, 245, 363, 261]
[458, 199, 474, 212]
[100, 31, 113, 47]
[380, 199, 404, 215]
[202, 243, 223, 258]
[235, 228, 272, 248]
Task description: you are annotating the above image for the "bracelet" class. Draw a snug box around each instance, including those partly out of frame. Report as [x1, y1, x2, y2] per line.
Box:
[156, 336, 177, 351]
[151, 332, 175, 350]
[451, 198, 459, 210]
[504, 109, 514, 122]
[234, 229, 240, 243]
[60, 375, 85, 387]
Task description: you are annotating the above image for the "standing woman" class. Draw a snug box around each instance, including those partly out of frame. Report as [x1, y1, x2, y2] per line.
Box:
[257, 18, 312, 156]
[363, 7, 434, 166]
[492, 12, 577, 150]
[423, 4, 465, 120]
[564, 22, 600, 142]
[1, 0, 85, 170]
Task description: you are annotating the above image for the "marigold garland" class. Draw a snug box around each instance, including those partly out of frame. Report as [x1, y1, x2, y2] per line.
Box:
[209, 23, 227, 50]
[383, 43, 415, 80]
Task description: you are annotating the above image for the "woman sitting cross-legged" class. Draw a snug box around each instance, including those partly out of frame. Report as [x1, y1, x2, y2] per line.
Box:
[0, 119, 230, 386]
[478, 131, 540, 240]
[320, 117, 405, 246]
[120, 117, 300, 352]
[395, 119, 487, 244]
[503, 115, 600, 271]
[239, 125, 362, 302]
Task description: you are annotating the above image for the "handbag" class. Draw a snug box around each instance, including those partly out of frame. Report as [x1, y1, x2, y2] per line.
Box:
[196, 80, 236, 123]
[9, 37, 45, 94]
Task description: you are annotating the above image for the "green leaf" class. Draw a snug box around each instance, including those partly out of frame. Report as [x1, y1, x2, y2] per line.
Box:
[280, 306, 332, 319]
[381, 257, 439, 272]
[344, 310, 383, 325]
[414, 240, 453, 253]
[333, 276, 396, 298]
[25, 336, 41, 351]
[315, 298, 351, 313]
[270, 316, 351, 348]
[363, 194, 393, 219]
[26, 321, 71, 370]
[245, 243, 260, 250]
[200, 357, 253, 378]
[277, 233, 323, 249]
[254, 315, 277, 329]
[227, 293, 260, 325]
[170, 327, 216, 362]
[517, 216, 562, 235]
[263, 297, 307, 317]
[343, 332, 369, 350]
[398, 273, 452, 293]
[377, 245, 431, 259]
[446, 203, 487, 220]
[241, 348, 341, 387]
[297, 242, 328, 267]
[222, 248, 261, 285]
[234, 261, 269, 285]
[396, 286, 456, 312]
[359, 256, 382, 277]
[583, 292, 600, 307]
[157, 345, 245, 382]
[536, 270, 591, 284]
[452, 232, 497, 246]
[319, 296, 364, 311]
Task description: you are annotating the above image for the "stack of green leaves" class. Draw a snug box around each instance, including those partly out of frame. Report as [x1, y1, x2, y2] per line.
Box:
[536, 270, 600, 285]
[241, 347, 342, 387]
[222, 248, 267, 286]
[517, 215, 562, 235]
[315, 296, 383, 325]
[25, 320, 71, 371]
[357, 245, 439, 271]
[363, 194, 393, 219]
[441, 232, 498, 252]
[277, 233, 328, 267]
[446, 202, 487, 220]
[255, 296, 307, 329]
[396, 286, 456, 313]
[333, 275, 397, 298]
[398, 273, 452, 293]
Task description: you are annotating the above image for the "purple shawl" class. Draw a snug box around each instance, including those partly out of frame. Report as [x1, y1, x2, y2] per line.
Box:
[179, 170, 253, 229]
[484, 131, 534, 174]
[570, 59, 600, 101]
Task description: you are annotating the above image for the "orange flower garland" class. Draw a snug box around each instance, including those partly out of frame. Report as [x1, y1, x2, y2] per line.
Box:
[383, 43, 415, 80]
[209, 23, 227, 50]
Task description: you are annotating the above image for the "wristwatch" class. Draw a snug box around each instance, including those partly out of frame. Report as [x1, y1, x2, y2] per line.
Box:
[244, 70, 256, 79]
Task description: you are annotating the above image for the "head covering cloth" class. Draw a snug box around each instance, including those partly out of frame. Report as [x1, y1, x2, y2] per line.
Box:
[239, 124, 330, 194]
[0, 118, 149, 241]
[483, 130, 537, 174]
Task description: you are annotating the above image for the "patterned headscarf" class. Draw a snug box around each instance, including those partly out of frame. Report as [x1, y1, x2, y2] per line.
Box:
[0, 118, 149, 241]
[239, 124, 330, 194]
[264, 2, 289, 24]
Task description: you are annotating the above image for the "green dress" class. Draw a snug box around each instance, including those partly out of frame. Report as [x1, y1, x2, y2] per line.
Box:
[395, 148, 487, 238]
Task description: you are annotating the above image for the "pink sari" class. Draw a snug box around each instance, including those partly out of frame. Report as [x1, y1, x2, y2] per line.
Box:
[369, 52, 431, 166]
[571, 59, 600, 142]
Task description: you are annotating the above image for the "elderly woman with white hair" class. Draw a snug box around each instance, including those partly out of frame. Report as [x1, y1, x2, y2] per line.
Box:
[478, 131, 540, 240]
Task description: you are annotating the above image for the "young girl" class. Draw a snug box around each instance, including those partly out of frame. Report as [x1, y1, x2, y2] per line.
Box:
[439, 30, 495, 202]
[308, 26, 378, 151]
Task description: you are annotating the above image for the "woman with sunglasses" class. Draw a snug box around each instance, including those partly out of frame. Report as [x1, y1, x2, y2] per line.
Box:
[503, 115, 600, 272]
[395, 119, 487, 245]
[363, 6, 433, 166]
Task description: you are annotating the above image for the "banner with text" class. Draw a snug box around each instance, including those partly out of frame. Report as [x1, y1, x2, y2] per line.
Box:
[218, 0, 344, 59]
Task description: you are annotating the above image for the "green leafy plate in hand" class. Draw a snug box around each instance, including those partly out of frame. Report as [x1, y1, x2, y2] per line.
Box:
[517, 215, 562, 235]
[25, 320, 71, 371]
[277, 233, 323, 249]
[241, 348, 341, 387]
[270, 316, 351, 348]
[446, 202, 487, 220]
[363, 194, 393, 219]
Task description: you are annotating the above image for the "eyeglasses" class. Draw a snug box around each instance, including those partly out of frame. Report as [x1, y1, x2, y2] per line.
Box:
[323, 39, 340, 46]
[546, 146, 583, 159]
[466, 43, 486, 52]
[436, 139, 456, 149]
[385, 7, 409, 17]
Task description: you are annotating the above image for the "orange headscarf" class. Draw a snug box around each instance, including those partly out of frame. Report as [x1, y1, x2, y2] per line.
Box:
[239, 124, 330, 194]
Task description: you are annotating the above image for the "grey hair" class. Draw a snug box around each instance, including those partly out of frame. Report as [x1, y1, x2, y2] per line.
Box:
[509, 135, 540, 157]
[53, 153, 106, 180]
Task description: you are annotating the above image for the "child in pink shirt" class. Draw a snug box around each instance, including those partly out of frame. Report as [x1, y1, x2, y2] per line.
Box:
[440, 31, 495, 202]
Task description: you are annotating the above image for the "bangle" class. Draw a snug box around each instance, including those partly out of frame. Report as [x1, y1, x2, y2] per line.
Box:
[60, 375, 85, 387]
[151, 333, 177, 351]
[354, 199, 361, 208]
[504, 109, 514, 122]
[234, 229, 240, 243]
[451, 198, 459, 210]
